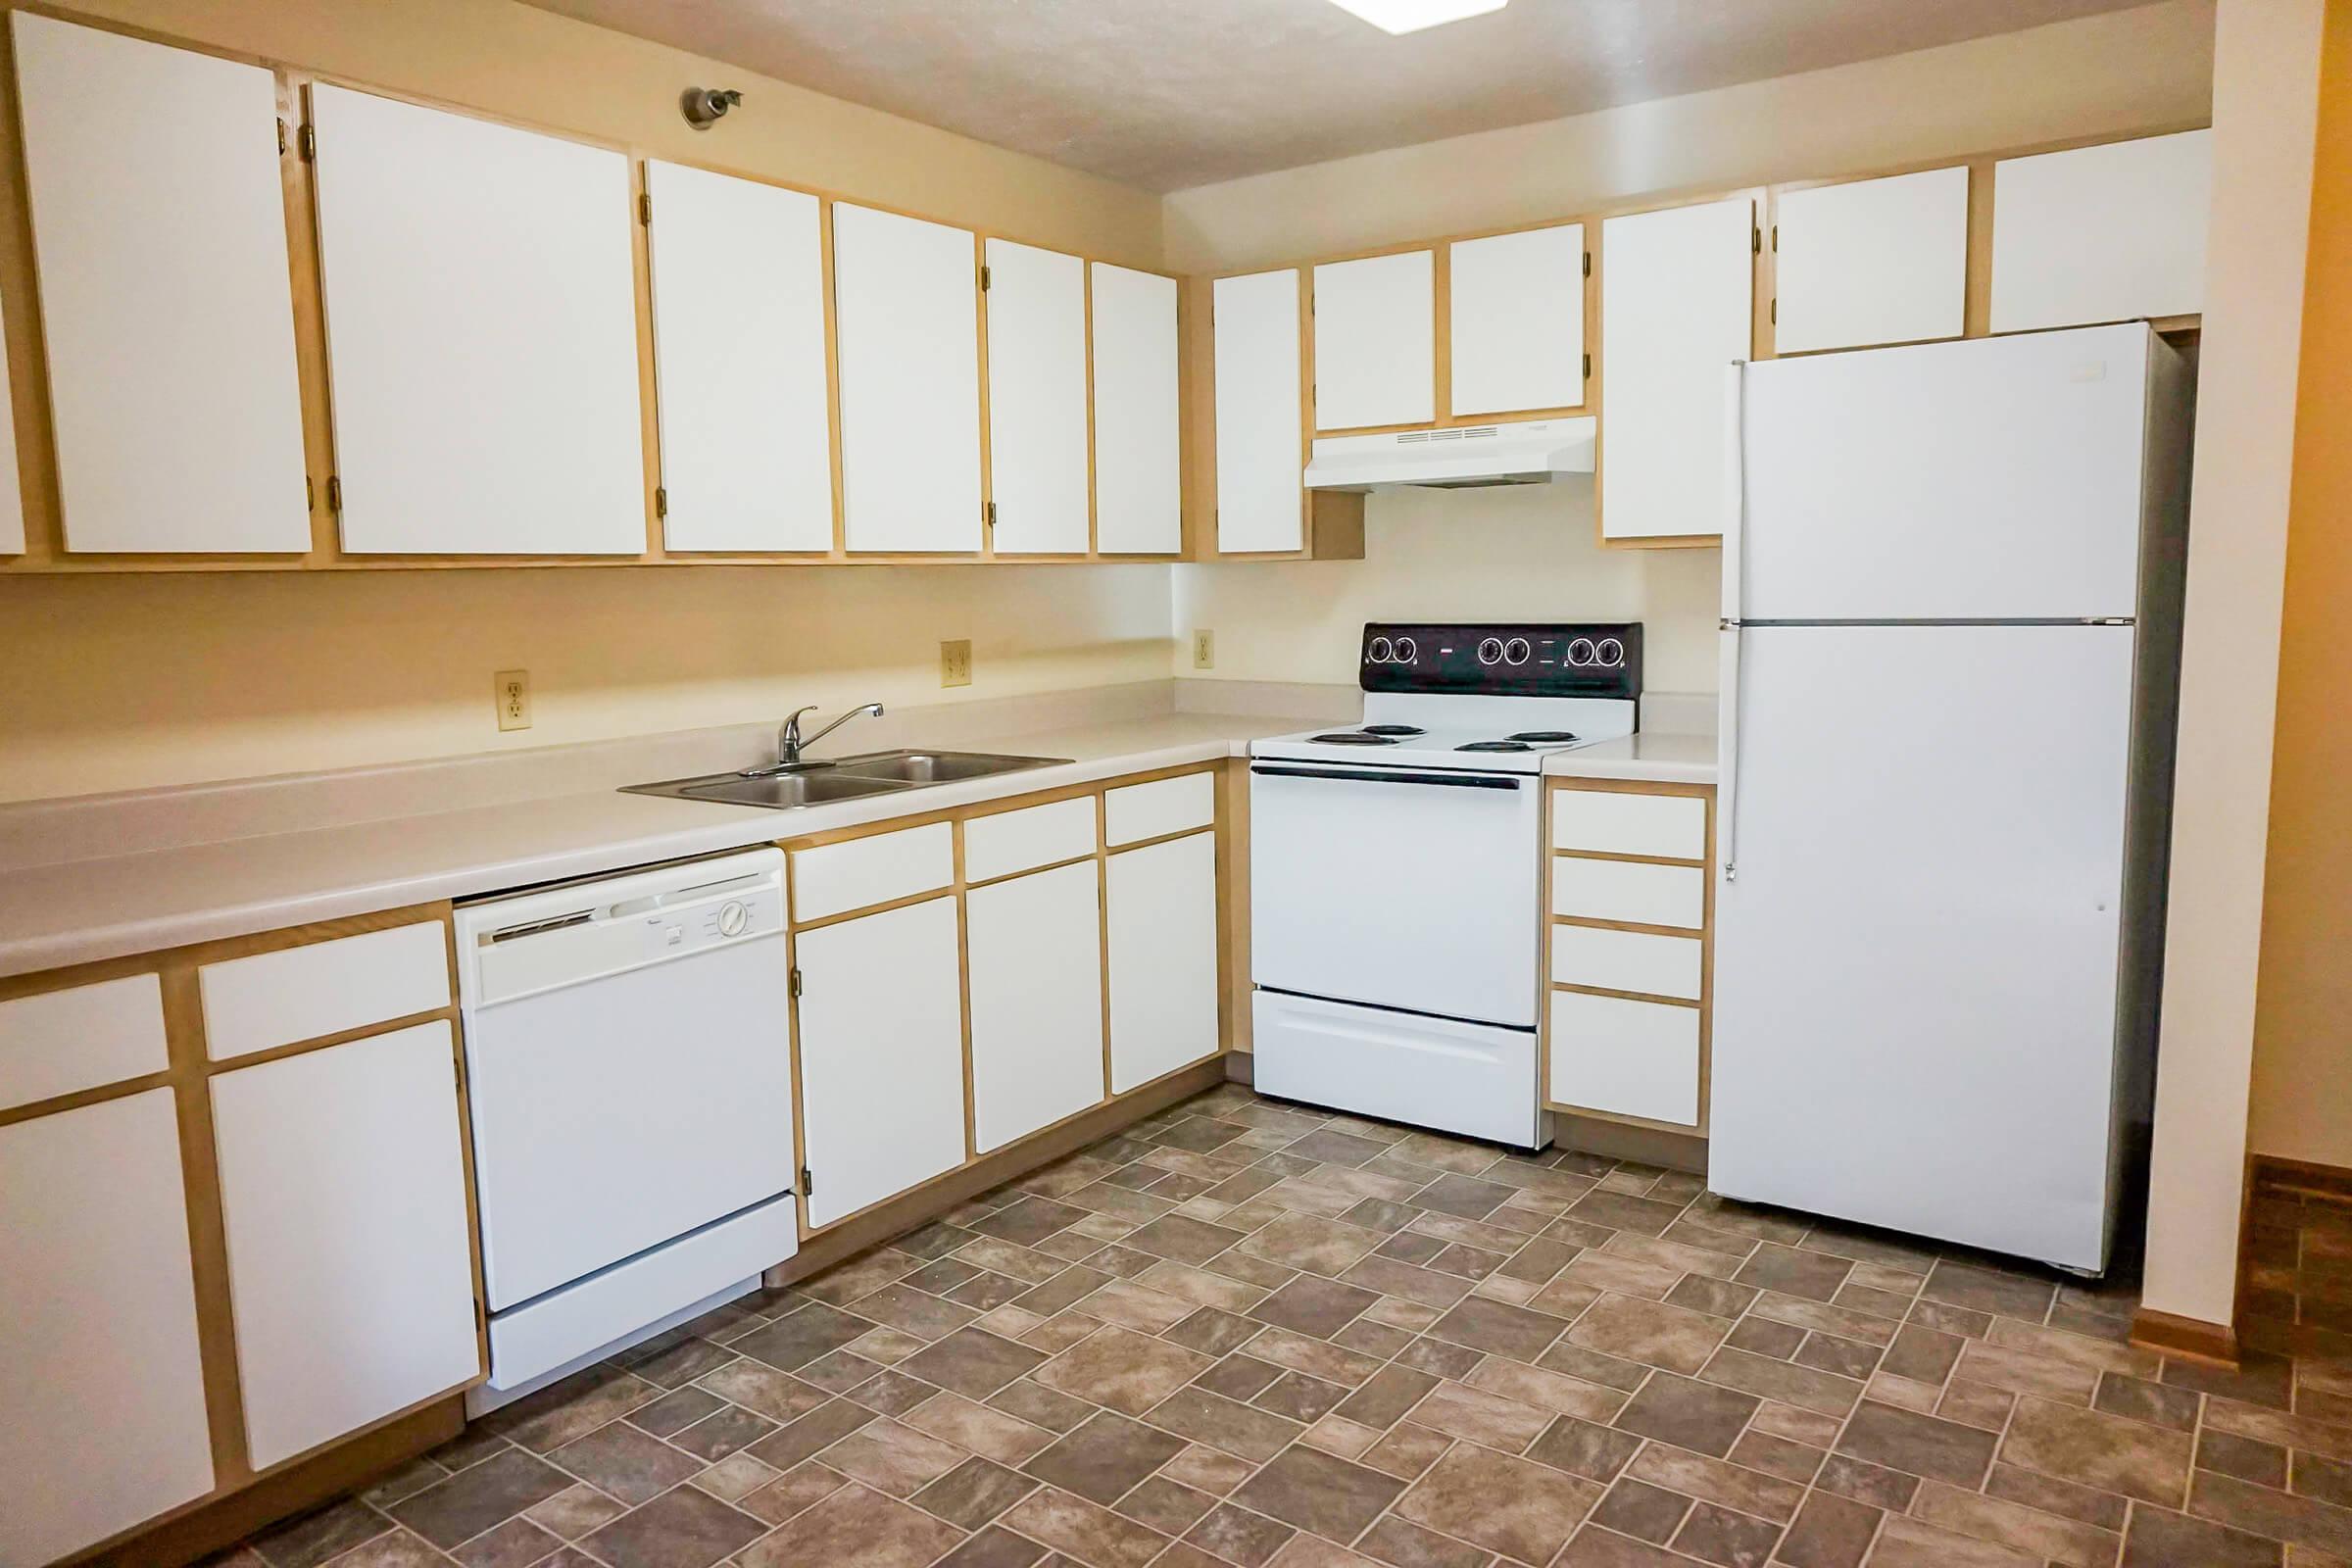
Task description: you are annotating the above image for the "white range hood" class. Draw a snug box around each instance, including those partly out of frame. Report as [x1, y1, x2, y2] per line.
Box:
[1303, 416, 1595, 491]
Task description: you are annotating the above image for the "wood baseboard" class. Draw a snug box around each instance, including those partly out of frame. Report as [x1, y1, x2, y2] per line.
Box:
[768, 1055, 1228, 1286]
[2130, 1304, 2240, 1368]
[83, 1397, 463, 1568]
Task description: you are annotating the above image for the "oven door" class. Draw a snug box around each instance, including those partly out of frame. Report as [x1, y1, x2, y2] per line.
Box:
[1250, 761, 1542, 1027]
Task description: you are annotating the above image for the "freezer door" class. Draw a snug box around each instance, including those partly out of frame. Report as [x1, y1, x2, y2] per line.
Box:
[1710, 625, 2135, 1270]
[1735, 325, 2151, 620]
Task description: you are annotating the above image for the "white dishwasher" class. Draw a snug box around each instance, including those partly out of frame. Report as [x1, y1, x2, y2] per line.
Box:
[456, 848, 798, 1408]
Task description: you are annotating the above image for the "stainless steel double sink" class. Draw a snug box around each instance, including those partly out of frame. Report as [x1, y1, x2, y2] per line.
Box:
[622, 749, 1072, 810]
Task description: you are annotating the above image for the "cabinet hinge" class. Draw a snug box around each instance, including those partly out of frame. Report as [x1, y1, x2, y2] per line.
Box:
[1770, 298, 1777, 325]
[1771, 224, 1779, 253]
[325, 475, 343, 514]
[984, 501, 997, 529]
[1582, 250, 1592, 279]
[298, 122, 316, 162]
[789, 966, 803, 999]
[979, 264, 991, 291]
[799, 1165, 814, 1196]
[1752, 226, 1762, 255]
[276, 118, 287, 157]
[306, 475, 315, 513]
[639, 191, 653, 226]
[655, 486, 668, 518]
[1582, 352, 1592, 379]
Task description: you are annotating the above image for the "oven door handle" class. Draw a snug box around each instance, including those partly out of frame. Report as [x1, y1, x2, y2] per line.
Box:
[1249, 764, 1524, 791]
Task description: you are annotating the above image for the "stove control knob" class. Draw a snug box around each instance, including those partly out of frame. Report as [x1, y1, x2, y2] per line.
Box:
[1394, 636, 1417, 662]
[716, 901, 750, 938]
[1595, 637, 1625, 667]
[1566, 637, 1596, 667]
[1503, 637, 1532, 665]
[1477, 637, 1505, 665]
[1368, 636, 1394, 663]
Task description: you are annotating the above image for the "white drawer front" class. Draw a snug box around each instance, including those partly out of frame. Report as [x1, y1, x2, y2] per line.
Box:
[0, 973, 169, 1110]
[201, 921, 450, 1062]
[792, 821, 954, 923]
[964, 797, 1098, 883]
[1549, 989, 1700, 1126]
[1552, 858, 1705, 930]
[1550, 923, 1703, 1002]
[1105, 770, 1214, 847]
[1550, 788, 1707, 860]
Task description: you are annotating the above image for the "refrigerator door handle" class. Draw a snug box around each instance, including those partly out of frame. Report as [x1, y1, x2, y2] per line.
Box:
[1719, 361, 1747, 883]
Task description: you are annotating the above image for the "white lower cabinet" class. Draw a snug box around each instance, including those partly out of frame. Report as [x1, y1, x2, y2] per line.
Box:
[966, 860, 1105, 1152]
[210, 1022, 480, 1471]
[795, 896, 967, 1227]
[1106, 830, 1219, 1092]
[0, 1089, 216, 1567]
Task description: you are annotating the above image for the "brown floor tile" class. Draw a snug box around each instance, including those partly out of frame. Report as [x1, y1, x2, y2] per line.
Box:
[937, 1526, 1052, 1568]
[1670, 1498, 1782, 1566]
[1354, 1513, 1494, 1568]
[2191, 1470, 2352, 1555]
[1567, 1294, 1729, 1376]
[448, 1514, 559, 1568]
[1564, 1191, 1686, 1237]
[1082, 1278, 1199, 1334]
[1909, 1478, 2120, 1566]
[1033, 1325, 1213, 1415]
[1150, 1385, 1307, 1462]
[735, 1461, 847, 1525]
[1835, 1399, 1999, 1489]
[1812, 1453, 1919, 1511]
[741, 1482, 964, 1568]
[522, 1485, 630, 1541]
[1114, 1476, 1217, 1535]
[1866, 1512, 2037, 1566]
[1981, 1460, 2128, 1531]
[1612, 1373, 1760, 1458]
[625, 1387, 724, 1440]
[1243, 1214, 1389, 1276]
[822, 1416, 967, 1497]
[1184, 1501, 1297, 1566]
[911, 1455, 1040, 1528]
[1024, 1412, 1185, 1506]
[1256, 1370, 1350, 1424]
[1395, 1443, 1601, 1564]
[1005, 1486, 1173, 1568]
[1123, 1213, 1250, 1266]
[1427, 1296, 1567, 1361]
[730, 1302, 876, 1374]
[2097, 1370, 2203, 1432]
[1877, 1325, 1963, 1386]
[1628, 1446, 1807, 1525]
[1464, 1357, 1626, 1423]
[389, 1450, 576, 1549]
[2000, 1396, 2192, 1506]
[902, 1327, 1053, 1400]
[2120, 1504, 2286, 1567]
[1529, 1415, 1645, 1485]
[1414, 1174, 1520, 1221]
[1919, 1260, 2056, 1324]
[1735, 1244, 1855, 1303]
[743, 1396, 876, 1472]
[1231, 1444, 1407, 1543]
[575, 1486, 762, 1568]
[1775, 1490, 1880, 1568]
[1698, 1347, 1861, 1417]
[1251, 1275, 1382, 1339]
[1346, 1255, 1476, 1310]
[1588, 1479, 1693, 1544]
[250, 1500, 394, 1568]
[311, 1531, 447, 1568]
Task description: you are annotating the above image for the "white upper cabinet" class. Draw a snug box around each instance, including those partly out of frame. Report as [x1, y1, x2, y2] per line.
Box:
[211, 1022, 480, 1470]
[984, 238, 1090, 555]
[1448, 223, 1586, 417]
[1773, 167, 1969, 354]
[833, 204, 984, 553]
[13, 14, 309, 554]
[645, 162, 832, 553]
[0, 1091, 215, 1566]
[1991, 130, 2213, 333]
[1598, 197, 1754, 542]
[310, 85, 644, 555]
[1314, 250, 1435, 430]
[1090, 263, 1181, 555]
[1213, 269, 1304, 554]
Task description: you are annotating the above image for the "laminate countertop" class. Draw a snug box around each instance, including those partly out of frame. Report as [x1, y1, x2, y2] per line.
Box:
[0, 713, 1718, 980]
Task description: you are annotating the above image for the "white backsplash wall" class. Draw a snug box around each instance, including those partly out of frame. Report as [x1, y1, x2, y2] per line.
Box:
[1171, 483, 1722, 694]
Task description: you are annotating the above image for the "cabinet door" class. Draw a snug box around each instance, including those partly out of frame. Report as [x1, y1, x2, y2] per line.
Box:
[1774, 167, 1969, 354]
[1548, 990, 1701, 1127]
[0, 1090, 215, 1565]
[795, 896, 967, 1226]
[834, 204, 984, 553]
[1090, 263, 1181, 555]
[1212, 270, 1304, 554]
[1313, 250, 1434, 430]
[310, 85, 643, 555]
[1106, 832, 1219, 1093]
[1597, 198, 1754, 541]
[984, 238, 1090, 555]
[1990, 130, 2213, 332]
[13, 13, 308, 554]
[967, 859, 1105, 1152]
[1449, 223, 1585, 417]
[646, 161, 832, 552]
[211, 1022, 480, 1470]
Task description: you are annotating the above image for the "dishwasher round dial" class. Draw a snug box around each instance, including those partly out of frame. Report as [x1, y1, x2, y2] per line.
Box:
[715, 900, 750, 938]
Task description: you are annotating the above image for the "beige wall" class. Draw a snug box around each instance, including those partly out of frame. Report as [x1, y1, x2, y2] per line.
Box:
[0, 0, 1171, 804]
[2141, 0, 2326, 1330]
[1163, 0, 2215, 700]
[2248, 0, 2352, 1170]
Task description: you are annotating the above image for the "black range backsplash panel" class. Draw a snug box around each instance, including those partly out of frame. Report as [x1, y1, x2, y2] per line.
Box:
[1359, 622, 1642, 698]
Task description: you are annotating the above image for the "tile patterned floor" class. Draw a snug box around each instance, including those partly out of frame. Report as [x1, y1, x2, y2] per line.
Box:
[212, 1086, 2352, 1568]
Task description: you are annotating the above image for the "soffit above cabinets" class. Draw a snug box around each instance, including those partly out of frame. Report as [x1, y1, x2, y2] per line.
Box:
[514, 0, 2154, 191]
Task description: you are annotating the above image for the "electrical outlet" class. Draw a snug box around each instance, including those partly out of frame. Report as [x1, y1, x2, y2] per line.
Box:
[1192, 629, 1215, 670]
[494, 669, 531, 731]
[940, 639, 973, 688]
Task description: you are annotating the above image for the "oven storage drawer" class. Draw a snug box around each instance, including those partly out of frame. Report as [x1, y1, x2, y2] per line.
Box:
[1551, 858, 1705, 929]
[1254, 990, 1542, 1149]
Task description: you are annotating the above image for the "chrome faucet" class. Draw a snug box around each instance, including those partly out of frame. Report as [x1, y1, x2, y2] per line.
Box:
[753, 703, 885, 773]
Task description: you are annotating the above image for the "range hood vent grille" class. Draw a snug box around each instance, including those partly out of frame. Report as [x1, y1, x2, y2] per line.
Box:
[1304, 416, 1594, 492]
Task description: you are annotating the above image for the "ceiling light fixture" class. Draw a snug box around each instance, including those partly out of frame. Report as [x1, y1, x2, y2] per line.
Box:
[1323, 0, 1507, 35]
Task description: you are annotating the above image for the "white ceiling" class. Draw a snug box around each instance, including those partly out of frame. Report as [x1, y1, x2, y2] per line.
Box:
[520, 0, 2156, 192]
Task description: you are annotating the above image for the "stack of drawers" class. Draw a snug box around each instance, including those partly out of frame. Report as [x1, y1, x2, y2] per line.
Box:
[1544, 782, 1714, 1132]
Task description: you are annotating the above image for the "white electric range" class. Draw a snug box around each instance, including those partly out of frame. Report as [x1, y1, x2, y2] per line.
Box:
[1250, 622, 1642, 1151]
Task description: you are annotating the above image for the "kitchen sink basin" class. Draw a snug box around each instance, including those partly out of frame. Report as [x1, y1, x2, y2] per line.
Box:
[624, 749, 1070, 811]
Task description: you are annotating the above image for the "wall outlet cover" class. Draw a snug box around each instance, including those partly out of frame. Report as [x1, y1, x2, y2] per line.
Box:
[1192, 630, 1215, 670]
[940, 639, 973, 688]
[495, 669, 531, 731]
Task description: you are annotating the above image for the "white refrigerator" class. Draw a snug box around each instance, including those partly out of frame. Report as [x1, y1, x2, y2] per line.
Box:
[1710, 323, 2193, 1273]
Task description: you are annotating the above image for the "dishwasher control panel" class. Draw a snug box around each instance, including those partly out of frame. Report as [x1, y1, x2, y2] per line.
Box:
[457, 848, 787, 1008]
